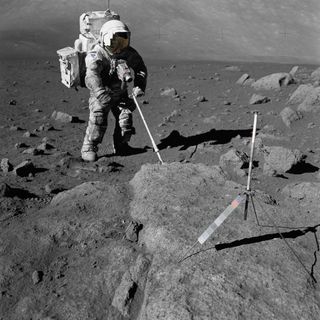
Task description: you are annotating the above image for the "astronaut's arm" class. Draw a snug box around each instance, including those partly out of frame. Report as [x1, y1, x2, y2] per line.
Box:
[126, 49, 148, 92]
[85, 54, 111, 106]
[133, 61, 147, 93]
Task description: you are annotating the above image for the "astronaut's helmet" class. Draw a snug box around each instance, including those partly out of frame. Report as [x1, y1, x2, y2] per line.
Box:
[100, 20, 130, 54]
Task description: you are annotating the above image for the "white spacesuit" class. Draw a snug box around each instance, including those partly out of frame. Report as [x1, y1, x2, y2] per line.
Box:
[81, 19, 147, 162]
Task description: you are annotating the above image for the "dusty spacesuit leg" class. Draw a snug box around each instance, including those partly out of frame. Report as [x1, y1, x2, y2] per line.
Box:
[111, 103, 136, 155]
[81, 97, 110, 161]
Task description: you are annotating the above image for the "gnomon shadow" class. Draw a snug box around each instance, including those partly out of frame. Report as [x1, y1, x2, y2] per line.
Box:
[157, 128, 255, 151]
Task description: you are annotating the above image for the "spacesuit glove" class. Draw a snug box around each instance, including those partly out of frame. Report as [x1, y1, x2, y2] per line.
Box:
[132, 86, 144, 97]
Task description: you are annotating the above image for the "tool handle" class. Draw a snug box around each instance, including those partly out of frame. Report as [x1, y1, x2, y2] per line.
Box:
[132, 94, 164, 164]
[246, 113, 258, 191]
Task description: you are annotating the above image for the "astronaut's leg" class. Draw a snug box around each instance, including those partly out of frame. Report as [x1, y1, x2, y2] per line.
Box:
[81, 99, 109, 161]
[111, 104, 136, 155]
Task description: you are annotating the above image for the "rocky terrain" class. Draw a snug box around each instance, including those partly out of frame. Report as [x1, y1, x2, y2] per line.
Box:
[1, 57, 320, 319]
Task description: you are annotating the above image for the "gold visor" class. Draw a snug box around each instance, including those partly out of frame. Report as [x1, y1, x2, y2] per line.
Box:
[108, 33, 130, 54]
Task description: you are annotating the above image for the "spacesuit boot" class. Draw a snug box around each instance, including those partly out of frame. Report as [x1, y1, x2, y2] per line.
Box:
[81, 144, 98, 162]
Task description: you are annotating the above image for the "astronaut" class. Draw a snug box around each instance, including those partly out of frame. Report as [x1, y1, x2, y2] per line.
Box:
[81, 19, 147, 162]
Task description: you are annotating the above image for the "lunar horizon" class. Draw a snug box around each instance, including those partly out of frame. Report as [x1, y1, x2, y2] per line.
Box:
[1, 0, 320, 63]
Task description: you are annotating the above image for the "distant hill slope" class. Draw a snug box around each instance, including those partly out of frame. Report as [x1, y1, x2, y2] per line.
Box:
[1, 0, 320, 63]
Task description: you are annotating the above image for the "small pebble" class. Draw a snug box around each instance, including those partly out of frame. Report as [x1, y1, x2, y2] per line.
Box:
[32, 270, 43, 284]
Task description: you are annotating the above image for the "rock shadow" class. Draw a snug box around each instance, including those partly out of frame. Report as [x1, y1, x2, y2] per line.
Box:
[50, 187, 68, 195]
[274, 174, 289, 179]
[157, 128, 255, 151]
[241, 161, 259, 169]
[287, 162, 319, 174]
[115, 146, 148, 156]
[101, 146, 149, 158]
[72, 118, 86, 124]
[13, 167, 49, 177]
[6, 187, 38, 199]
[105, 161, 125, 173]
[33, 168, 49, 174]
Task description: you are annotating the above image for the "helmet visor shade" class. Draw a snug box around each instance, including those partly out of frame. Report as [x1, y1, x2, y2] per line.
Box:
[104, 32, 130, 53]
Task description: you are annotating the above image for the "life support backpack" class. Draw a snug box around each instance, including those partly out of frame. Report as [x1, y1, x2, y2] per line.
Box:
[57, 9, 119, 89]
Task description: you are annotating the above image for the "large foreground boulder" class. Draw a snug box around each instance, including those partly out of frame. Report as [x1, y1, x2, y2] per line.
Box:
[130, 163, 228, 256]
[129, 162, 320, 320]
[1, 164, 319, 320]
[0, 181, 139, 320]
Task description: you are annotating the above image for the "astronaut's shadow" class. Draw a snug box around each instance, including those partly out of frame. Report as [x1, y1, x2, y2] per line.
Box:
[100, 145, 149, 158]
[157, 128, 255, 151]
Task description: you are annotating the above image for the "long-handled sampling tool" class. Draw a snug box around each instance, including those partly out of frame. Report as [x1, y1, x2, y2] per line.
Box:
[244, 112, 258, 220]
[132, 93, 164, 164]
